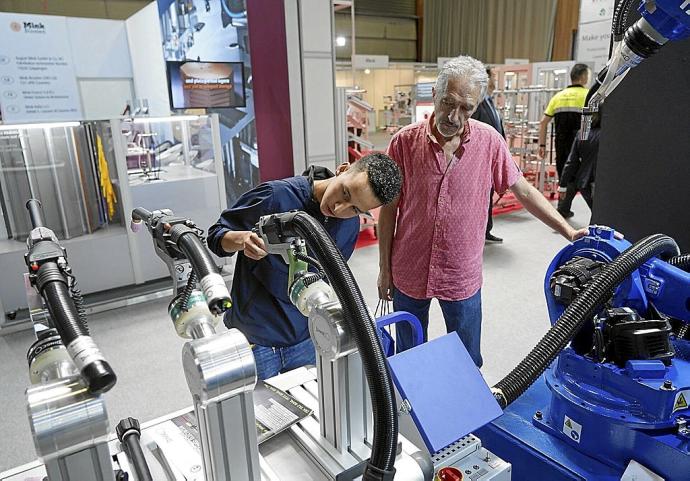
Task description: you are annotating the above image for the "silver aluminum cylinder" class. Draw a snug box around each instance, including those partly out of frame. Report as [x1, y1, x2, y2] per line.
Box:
[309, 301, 357, 360]
[27, 375, 109, 460]
[183, 328, 257, 402]
[190, 319, 217, 339]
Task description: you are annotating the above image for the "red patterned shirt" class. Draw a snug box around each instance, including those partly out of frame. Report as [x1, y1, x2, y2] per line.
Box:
[386, 116, 522, 301]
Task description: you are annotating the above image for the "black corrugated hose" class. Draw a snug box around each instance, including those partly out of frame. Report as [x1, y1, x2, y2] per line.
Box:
[288, 212, 398, 480]
[39, 263, 86, 342]
[492, 234, 679, 408]
[669, 254, 690, 271]
[38, 262, 117, 394]
[612, 0, 636, 40]
[170, 224, 216, 279]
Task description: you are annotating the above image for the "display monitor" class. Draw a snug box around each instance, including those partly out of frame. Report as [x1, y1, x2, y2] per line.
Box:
[167, 61, 246, 109]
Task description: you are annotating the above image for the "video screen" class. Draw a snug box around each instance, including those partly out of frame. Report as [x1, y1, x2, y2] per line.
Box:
[167, 61, 246, 109]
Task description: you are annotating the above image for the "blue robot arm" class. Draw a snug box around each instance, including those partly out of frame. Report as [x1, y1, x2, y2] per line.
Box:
[533, 225, 690, 477]
[545, 225, 690, 326]
[581, 0, 690, 138]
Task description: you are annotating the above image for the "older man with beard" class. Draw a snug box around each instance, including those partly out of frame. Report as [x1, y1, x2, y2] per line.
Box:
[377, 55, 587, 367]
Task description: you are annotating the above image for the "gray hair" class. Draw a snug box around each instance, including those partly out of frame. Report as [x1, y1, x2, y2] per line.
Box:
[435, 56, 488, 100]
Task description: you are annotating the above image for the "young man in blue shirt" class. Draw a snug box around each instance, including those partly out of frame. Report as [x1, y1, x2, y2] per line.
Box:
[207, 153, 402, 380]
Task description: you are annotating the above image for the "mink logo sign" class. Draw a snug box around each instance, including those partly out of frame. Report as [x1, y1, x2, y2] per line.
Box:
[22, 21, 46, 33]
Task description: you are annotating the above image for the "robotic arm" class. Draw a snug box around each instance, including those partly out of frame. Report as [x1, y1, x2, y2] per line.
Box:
[131, 208, 231, 314]
[24, 199, 117, 394]
[255, 211, 336, 316]
[256, 211, 399, 481]
[130, 209, 261, 481]
[130, 208, 232, 339]
[580, 0, 690, 138]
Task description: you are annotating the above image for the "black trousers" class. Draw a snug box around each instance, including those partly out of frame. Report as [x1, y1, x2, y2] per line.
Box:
[555, 138, 572, 180]
[558, 182, 594, 213]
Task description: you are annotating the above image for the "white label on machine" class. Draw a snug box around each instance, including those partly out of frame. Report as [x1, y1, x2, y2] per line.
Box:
[673, 390, 689, 413]
[621, 460, 665, 481]
[67, 336, 106, 371]
[562, 415, 582, 443]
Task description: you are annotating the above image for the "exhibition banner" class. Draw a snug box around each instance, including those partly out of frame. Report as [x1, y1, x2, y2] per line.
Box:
[0, 13, 83, 123]
[579, 0, 615, 25]
[576, 20, 612, 72]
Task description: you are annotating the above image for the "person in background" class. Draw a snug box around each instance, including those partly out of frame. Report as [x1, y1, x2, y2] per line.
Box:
[378, 56, 588, 367]
[537, 63, 591, 218]
[557, 111, 601, 216]
[471, 65, 505, 243]
[208, 153, 402, 380]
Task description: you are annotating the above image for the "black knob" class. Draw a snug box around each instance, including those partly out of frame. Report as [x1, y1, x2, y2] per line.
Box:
[116, 417, 141, 441]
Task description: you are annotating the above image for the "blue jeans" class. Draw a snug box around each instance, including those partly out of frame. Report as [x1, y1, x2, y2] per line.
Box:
[252, 337, 316, 380]
[393, 288, 483, 367]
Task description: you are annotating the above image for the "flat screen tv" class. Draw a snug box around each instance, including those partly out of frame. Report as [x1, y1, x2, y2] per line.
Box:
[167, 61, 246, 109]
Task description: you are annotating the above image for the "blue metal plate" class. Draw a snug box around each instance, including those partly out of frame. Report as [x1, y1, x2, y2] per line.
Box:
[387, 332, 503, 453]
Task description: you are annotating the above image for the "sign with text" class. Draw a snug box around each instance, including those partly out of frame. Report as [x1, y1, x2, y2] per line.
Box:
[576, 20, 612, 72]
[580, 0, 615, 25]
[352, 54, 389, 70]
[0, 13, 82, 123]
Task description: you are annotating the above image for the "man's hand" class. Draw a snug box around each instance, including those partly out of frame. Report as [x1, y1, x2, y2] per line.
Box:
[568, 227, 589, 242]
[241, 232, 268, 260]
[378, 269, 394, 301]
[221, 230, 268, 259]
[537, 115, 551, 160]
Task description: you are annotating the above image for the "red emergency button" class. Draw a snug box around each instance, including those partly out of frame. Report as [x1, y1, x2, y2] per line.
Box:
[435, 467, 463, 481]
[31, 262, 39, 271]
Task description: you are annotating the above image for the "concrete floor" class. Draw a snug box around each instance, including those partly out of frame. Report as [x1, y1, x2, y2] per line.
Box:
[0, 195, 592, 472]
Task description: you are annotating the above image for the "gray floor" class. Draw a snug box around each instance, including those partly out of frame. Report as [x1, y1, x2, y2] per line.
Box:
[0, 195, 591, 472]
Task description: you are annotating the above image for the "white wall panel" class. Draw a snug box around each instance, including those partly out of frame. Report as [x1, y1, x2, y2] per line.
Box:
[125, 2, 170, 116]
[285, 0, 338, 173]
[300, 0, 333, 54]
[303, 57, 337, 162]
[79, 78, 134, 120]
[67, 17, 133, 78]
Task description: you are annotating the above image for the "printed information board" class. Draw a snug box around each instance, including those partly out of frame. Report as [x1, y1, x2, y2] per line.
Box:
[0, 13, 82, 123]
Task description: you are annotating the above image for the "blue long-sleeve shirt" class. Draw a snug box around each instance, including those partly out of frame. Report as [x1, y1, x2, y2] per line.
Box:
[207, 175, 359, 347]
